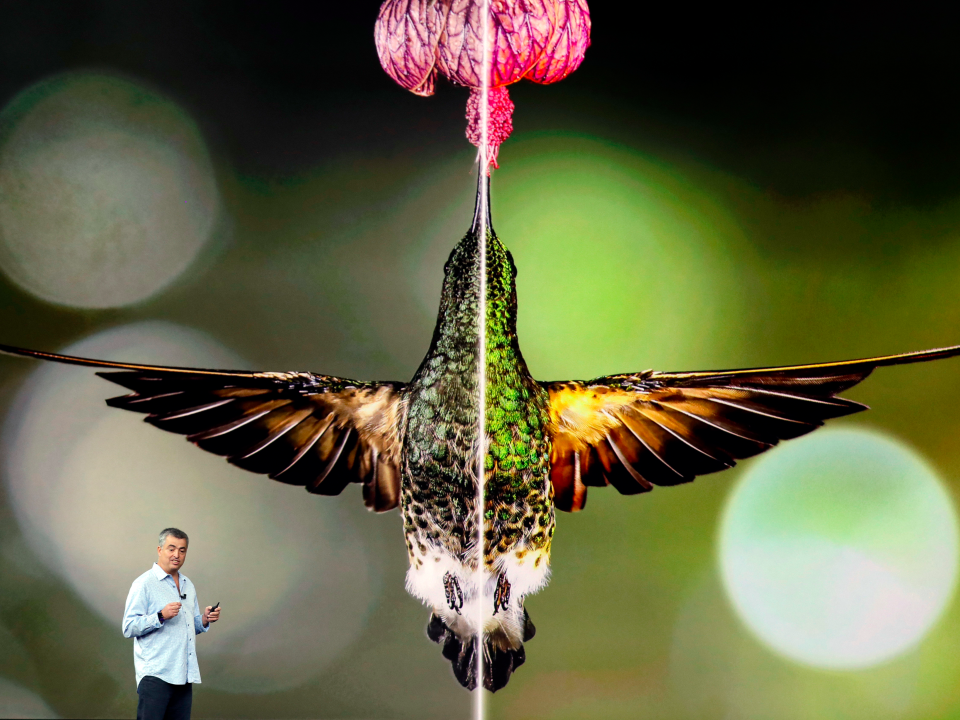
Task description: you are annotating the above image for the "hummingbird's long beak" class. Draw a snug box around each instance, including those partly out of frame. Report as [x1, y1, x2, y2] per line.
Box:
[470, 171, 494, 236]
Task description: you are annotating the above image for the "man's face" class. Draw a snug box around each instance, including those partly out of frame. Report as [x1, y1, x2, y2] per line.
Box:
[157, 535, 188, 574]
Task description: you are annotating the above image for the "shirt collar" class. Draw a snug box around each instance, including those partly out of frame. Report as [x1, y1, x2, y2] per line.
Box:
[151, 562, 187, 586]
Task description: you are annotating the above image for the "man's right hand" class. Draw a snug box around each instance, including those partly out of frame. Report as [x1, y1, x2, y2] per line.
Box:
[160, 602, 182, 620]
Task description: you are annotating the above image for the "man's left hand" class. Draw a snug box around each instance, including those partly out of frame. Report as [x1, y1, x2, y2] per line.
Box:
[203, 605, 221, 627]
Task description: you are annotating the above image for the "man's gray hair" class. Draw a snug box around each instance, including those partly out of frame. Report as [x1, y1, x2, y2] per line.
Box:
[158, 527, 189, 548]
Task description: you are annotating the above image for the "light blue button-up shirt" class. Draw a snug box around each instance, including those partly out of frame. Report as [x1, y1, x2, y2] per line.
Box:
[122, 563, 210, 688]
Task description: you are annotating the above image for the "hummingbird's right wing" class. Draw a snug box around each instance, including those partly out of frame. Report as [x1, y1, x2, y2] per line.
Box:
[0, 343, 405, 512]
[542, 344, 960, 512]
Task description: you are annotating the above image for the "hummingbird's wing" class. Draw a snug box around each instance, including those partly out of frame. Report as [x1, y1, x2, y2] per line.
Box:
[0, 343, 405, 512]
[542, 344, 960, 512]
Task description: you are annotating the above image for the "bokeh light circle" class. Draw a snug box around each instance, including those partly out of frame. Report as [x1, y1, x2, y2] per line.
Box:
[489, 134, 748, 378]
[719, 427, 959, 669]
[0, 73, 219, 308]
[1, 322, 379, 692]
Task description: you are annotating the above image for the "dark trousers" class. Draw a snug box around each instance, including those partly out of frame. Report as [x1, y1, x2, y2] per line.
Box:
[137, 676, 192, 720]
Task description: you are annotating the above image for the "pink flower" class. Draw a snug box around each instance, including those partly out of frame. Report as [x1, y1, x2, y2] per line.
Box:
[375, 0, 591, 169]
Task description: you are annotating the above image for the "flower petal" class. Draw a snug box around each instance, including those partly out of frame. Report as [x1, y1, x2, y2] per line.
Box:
[524, 0, 591, 84]
[437, 0, 555, 88]
[375, 0, 449, 95]
[490, 0, 555, 86]
[436, 0, 483, 87]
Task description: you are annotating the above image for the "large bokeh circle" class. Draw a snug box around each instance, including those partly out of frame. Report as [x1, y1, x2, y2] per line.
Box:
[0, 73, 219, 308]
[719, 427, 959, 669]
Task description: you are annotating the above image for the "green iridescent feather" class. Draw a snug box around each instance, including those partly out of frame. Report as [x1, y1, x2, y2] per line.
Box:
[483, 229, 555, 562]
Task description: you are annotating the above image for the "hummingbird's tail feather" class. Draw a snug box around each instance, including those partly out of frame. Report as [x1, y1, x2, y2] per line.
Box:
[426, 609, 536, 692]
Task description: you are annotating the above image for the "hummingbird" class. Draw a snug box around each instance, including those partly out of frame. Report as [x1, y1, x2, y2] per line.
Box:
[2, 173, 960, 692]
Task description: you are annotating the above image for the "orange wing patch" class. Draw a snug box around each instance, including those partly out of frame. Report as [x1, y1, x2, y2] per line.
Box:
[547, 382, 638, 448]
[544, 344, 960, 513]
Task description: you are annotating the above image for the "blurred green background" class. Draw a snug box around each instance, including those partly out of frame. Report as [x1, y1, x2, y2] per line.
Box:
[2, 3, 960, 718]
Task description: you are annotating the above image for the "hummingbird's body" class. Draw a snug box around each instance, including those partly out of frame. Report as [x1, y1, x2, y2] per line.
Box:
[402, 212, 553, 688]
[4, 177, 960, 692]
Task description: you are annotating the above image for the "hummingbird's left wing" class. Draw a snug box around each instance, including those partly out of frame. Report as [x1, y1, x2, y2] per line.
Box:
[0, 343, 405, 512]
[543, 344, 960, 512]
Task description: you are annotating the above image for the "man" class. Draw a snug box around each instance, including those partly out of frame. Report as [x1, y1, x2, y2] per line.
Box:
[122, 528, 221, 720]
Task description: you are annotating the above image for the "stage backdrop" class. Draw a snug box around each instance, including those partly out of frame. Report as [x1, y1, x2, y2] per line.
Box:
[2, 4, 960, 719]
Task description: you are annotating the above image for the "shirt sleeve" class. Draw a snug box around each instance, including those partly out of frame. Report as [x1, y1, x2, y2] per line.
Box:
[122, 580, 161, 638]
[194, 591, 209, 634]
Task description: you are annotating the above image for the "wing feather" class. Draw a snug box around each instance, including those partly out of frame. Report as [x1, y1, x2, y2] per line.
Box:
[0, 342, 405, 512]
[545, 344, 960, 512]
